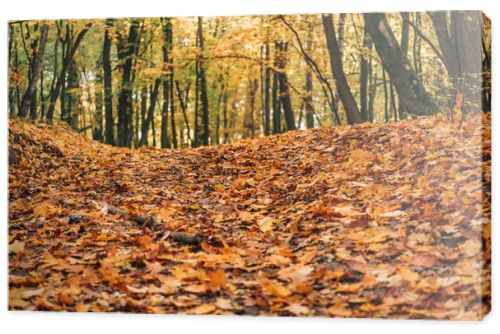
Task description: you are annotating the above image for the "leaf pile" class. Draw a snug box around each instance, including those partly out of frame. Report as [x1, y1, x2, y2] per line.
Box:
[8, 114, 491, 319]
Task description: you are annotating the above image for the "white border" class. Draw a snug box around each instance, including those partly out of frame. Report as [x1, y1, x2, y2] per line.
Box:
[1, 1, 498, 333]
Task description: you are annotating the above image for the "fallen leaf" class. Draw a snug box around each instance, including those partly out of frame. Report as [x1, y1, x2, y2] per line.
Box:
[208, 268, 227, 290]
[189, 303, 216, 315]
[258, 216, 274, 233]
[287, 303, 309, 316]
[9, 240, 25, 254]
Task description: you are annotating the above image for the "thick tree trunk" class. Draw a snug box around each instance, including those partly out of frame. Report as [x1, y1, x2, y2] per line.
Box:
[19, 23, 48, 118]
[322, 14, 362, 124]
[117, 19, 140, 147]
[364, 13, 438, 116]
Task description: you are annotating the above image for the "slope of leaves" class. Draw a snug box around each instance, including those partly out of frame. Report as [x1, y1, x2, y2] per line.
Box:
[8, 113, 491, 319]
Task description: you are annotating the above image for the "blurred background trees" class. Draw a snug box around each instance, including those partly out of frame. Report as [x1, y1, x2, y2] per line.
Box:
[8, 11, 491, 148]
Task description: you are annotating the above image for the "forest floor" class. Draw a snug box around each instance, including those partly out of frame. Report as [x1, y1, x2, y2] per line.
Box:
[8, 113, 491, 319]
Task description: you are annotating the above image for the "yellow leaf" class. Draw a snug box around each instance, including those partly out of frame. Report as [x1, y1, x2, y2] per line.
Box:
[258, 216, 274, 233]
[261, 278, 291, 297]
[214, 184, 225, 192]
[398, 267, 420, 284]
[359, 303, 377, 312]
[33, 202, 60, 217]
[9, 240, 25, 255]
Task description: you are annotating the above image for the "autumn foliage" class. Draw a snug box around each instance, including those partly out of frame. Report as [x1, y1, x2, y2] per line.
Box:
[9, 113, 491, 319]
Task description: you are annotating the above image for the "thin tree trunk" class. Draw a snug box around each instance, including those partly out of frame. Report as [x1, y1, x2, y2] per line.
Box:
[139, 79, 161, 147]
[276, 41, 296, 131]
[359, 22, 371, 122]
[399, 12, 410, 117]
[263, 43, 271, 135]
[272, 49, 281, 135]
[103, 19, 114, 145]
[46, 22, 91, 122]
[198, 17, 210, 146]
[322, 14, 362, 124]
[175, 80, 193, 145]
[161, 18, 171, 149]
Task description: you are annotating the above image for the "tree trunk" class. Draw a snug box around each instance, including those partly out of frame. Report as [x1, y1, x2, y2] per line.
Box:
[117, 19, 140, 147]
[67, 60, 80, 129]
[46, 22, 91, 122]
[19, 23, 49, 118]
[272, 50, 281, 135]
[139, 79, 161, 147]
[399, 12, 410, 116]
[263, 43, 271, 135]
[322, 14, 362, 124]
[304, 25, 315, 129]
[197, 17, 210, 146]
[161, 18, 171, 149]
[359, 23, 371, 122]
[103, 19, 114, 145]
[276, 41, 296, 131]
[364, 13, 437, 116]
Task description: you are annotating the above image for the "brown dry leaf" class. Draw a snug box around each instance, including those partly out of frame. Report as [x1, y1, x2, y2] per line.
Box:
[379, 210, 405, 218]
[190, 303, 216, 315]
[184, 284, 207, 294]
[59, 291, 76, 306]
[9, 240, 25, 255]
[215, 298, 233, 310]
[287, 303, 310, 316]
[327, 303, 351, 317]
[208, 268, 227, 290]
[410, 254, 437, 268]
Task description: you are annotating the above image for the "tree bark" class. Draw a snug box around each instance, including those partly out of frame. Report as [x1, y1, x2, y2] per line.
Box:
[19, 23, 49, 118]
[276, 41, 296, 131]
[46, 22, 91, 122]
[197, 17, 210, 146]
[139, 79, 161, 147]
[117, 19, 140, 147]
[322, 14, 362, 124]
[103, 19, 114, 145]
[364, 13, 438, 116]
[360, 23, 371, 122]
[263, 43, 271, 135]
[161, 18, 172, 149]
